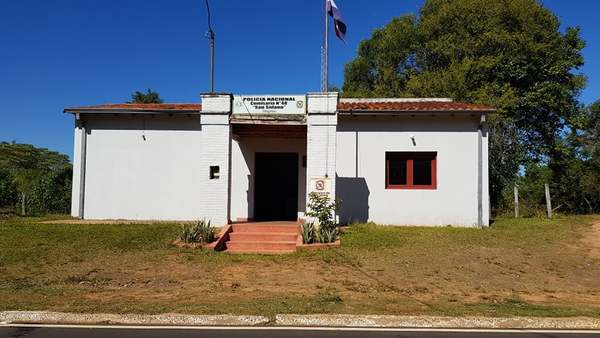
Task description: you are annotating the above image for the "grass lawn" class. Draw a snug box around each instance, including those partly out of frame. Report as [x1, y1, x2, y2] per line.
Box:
[1, 215, 600, 318]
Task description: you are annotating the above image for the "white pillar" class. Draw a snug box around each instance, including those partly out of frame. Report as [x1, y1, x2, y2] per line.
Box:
[306, 92, 339, 218]
[482, 114, 490, 226]
[71, 115, 86, 218]
[199, 94, 232, 226]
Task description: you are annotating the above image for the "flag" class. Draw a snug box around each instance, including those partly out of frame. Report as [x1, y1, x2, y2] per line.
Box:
[327, 0, 347, 41]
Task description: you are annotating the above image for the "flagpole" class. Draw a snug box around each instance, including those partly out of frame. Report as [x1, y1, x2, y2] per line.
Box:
[323, 0, 329, 93]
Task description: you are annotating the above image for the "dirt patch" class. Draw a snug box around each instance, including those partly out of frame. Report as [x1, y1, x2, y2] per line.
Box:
[582, 219, 600, 259]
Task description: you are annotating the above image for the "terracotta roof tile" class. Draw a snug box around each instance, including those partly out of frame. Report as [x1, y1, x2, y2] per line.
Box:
[64, 100, 494, 113]
[64, 103, 201, 112]
[337, 100, 494, 112]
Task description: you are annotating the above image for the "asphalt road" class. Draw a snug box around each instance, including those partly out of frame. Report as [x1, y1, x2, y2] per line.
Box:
[2, 326, 600, 338]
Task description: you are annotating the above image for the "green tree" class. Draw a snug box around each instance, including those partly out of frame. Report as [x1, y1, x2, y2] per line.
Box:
[129, 89, 163, 104]
[28, 167, 72, 214]
[0, 167, 18, 209]
[342, 0, 585, 211]
[0, 142, 72, 215]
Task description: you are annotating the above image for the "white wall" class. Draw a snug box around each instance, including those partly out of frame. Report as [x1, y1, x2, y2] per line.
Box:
[336, 115, 487, 227]
[82, 115, 204, 220]
[230, 137, 307, 221]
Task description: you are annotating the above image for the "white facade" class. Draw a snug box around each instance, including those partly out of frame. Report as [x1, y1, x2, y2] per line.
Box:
[77, 115, 204, 220]
[67, 93, 490, 227]
[336, 116, 489, 226]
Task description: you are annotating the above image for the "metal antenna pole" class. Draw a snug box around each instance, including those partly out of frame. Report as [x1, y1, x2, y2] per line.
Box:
[323, 0, 329, 93]
[205, 0, 215, 93]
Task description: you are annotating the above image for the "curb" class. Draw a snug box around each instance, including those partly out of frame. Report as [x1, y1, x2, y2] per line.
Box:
[0, 311, 269, 327]
[275, 314, 600, 330]
[2, 312, 600, 330]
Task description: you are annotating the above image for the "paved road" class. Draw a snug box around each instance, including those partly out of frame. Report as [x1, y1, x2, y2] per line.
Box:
[2, 326, 600, 338]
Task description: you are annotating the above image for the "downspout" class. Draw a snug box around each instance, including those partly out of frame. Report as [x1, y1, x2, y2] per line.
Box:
[477, 113, 486, 227]
[76, 113, 87, 219]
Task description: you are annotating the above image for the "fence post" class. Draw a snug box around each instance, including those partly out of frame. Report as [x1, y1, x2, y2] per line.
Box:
[545, 183, 553, 219]
[514, 185, 519, 218]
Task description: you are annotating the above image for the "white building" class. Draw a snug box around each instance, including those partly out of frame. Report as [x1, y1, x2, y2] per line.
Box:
[65, 93, 492, 227]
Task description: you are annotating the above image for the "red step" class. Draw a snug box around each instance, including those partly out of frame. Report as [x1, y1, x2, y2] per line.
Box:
[224, 222, 301, 254]
[232, 224, 299, 234]
[226, 240, 297, 252]
[226, 248, 296, 254]
[229, 232, 298, 242]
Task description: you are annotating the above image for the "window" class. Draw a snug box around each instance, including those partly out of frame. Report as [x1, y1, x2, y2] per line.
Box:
[386, 152, 437, 189]
[209, 166, 220, 179]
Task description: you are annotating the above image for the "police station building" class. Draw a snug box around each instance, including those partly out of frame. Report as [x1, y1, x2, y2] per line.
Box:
[65, 92, 493, 227]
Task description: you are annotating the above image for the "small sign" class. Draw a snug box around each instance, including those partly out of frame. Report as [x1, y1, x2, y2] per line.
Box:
[310, 177, 332, 197]
[233, 95, 306, 115]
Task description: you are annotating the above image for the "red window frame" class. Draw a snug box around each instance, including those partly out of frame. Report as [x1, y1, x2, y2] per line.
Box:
[385, 152, 437, 190]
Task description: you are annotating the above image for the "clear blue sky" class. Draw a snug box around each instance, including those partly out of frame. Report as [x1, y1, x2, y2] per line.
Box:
[1, 0, 598, 159]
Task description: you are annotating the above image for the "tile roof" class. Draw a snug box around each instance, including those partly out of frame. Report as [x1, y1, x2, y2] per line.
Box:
[337, 100, 494, 112]
[64, 99, 493, 113]
[64, 103, 201, 113]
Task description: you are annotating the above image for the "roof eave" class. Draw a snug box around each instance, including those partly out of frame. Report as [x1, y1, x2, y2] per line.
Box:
[338, 109, 495, 115]
[63, 108, 201, 114]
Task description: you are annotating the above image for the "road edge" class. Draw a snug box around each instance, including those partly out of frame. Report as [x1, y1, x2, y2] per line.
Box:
[275, 314, 600, 329]
[0, 311, 269, 327]
[2, 311, 600, 330]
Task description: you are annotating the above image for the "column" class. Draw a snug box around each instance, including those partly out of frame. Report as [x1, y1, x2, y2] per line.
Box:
[71, 114, 86, 218]
[306, 92, 339, 218]
[199, 93, 232, 226]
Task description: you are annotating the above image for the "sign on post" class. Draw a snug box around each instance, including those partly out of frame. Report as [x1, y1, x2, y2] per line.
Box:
[309, 177, 332, 197]
[233, 95, 306, 115]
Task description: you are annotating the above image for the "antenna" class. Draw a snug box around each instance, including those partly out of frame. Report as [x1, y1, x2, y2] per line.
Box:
[321, 0, 329, 93]
[205, 0, 215, 93]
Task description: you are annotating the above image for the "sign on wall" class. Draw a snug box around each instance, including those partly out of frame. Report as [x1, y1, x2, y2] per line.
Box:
[309, 177, 332, 197]
[233, 95, 306, 115]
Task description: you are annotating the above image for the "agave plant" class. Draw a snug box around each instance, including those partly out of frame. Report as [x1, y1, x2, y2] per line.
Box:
[301, 222, 316, 244]
[178, 219, 216, 244]
[196, 219, 216, 244]
[179, 223, 200, 244]
[318, 225, 339, 244]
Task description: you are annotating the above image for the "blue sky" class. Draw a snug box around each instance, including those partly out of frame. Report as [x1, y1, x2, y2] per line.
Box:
[1, 0, 598, 159]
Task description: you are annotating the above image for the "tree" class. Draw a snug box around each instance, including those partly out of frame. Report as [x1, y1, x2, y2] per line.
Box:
[0, 142, 72, 215]
[342, 0, 586, 212]
[0, 167, 18, 209]
[129, 89, 163, 104]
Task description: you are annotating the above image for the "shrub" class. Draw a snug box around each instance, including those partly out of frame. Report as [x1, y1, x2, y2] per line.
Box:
[301, 222, 316, 244]
[306, 192, 340, 243]
[196, 219, 216, 243]
[178, 219, 216, 244]
[179, 223, 198, 244]
[318, 226, 339, 244]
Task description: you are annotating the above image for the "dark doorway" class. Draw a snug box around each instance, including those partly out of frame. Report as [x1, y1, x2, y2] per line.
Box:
[254, 152, 299, 221]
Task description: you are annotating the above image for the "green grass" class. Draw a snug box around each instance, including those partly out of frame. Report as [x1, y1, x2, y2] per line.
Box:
[1, 215, 599, 318]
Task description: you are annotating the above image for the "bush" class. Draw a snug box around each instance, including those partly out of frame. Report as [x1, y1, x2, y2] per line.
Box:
[197, 219, 216, 243]
[318, 226, 339, 244]
[306, 192, 340, 243]
[0, 168, 18, 209]
[178, 219, 216, 244]
[301, 222, 316, 244]
[27, 167, 72, 215]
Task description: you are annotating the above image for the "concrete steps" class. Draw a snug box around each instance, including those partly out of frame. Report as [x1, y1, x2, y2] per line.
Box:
[225, 222, 299, 254]
[229, 232, 298, 242]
